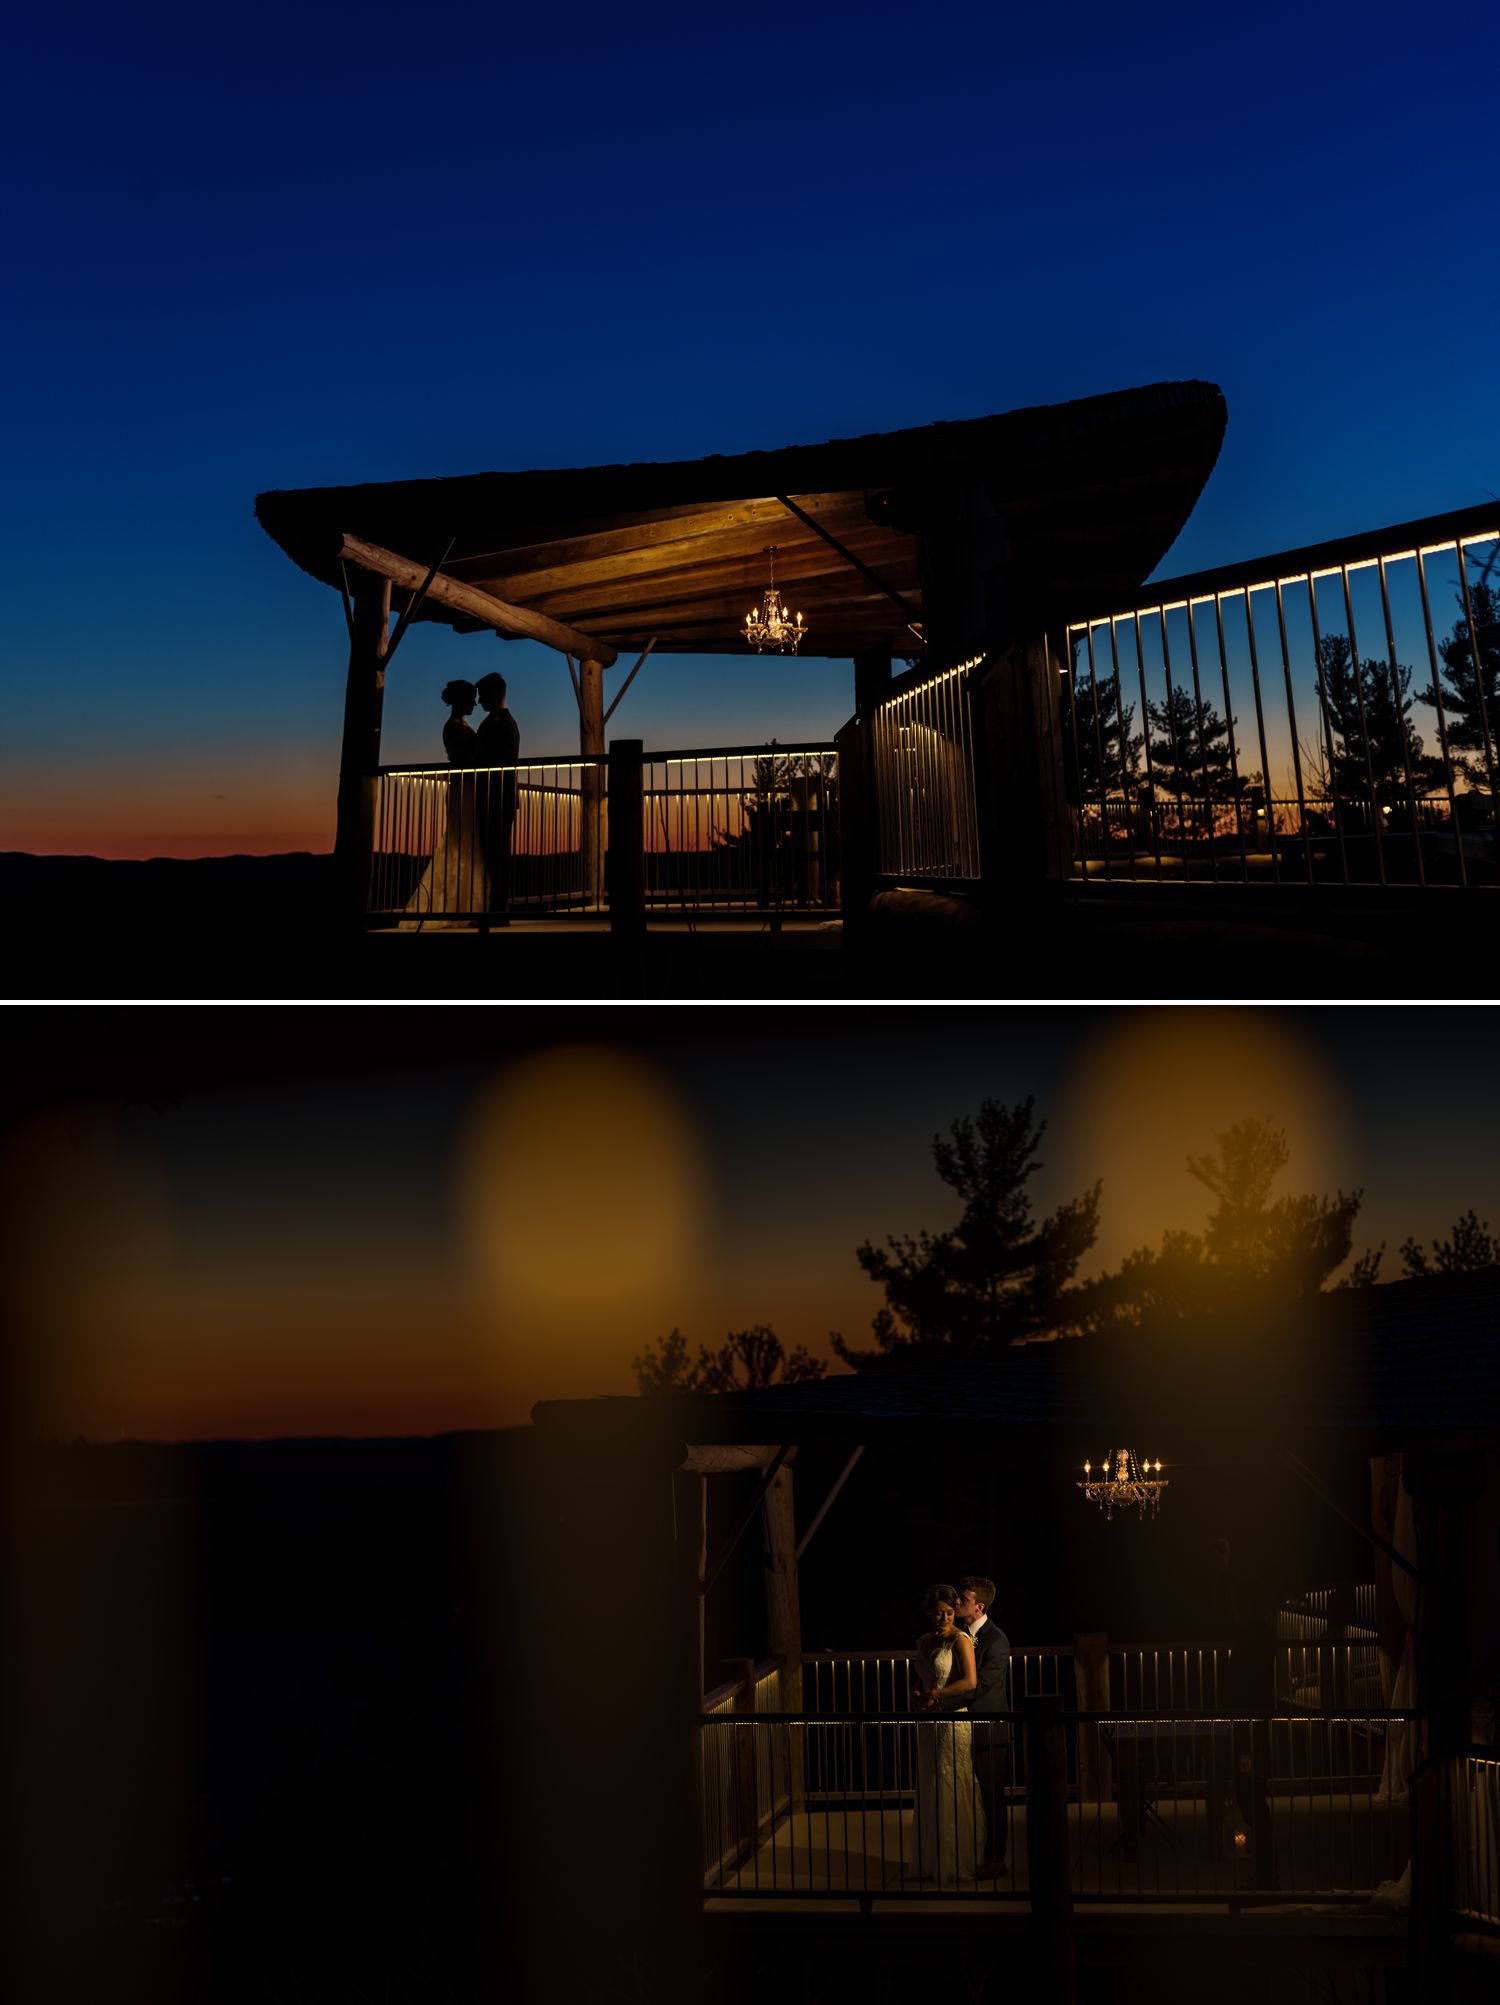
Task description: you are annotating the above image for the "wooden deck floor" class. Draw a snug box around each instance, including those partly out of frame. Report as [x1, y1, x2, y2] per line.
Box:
[706, 1794, 1410, 1907]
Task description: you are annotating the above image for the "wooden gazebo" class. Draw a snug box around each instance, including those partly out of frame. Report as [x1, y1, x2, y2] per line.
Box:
[504, 1271, 1499, 2001]
[255, 380, 1227, 916]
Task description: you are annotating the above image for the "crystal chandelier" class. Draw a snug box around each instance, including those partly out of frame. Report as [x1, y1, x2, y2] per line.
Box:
[1078, 1448, 1168, 1521]
[744, 547, 806, 652]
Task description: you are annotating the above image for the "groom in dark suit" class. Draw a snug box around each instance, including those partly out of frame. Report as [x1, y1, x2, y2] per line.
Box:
[956, 1574, 1011, 1877]
[474, 671, 520, 927]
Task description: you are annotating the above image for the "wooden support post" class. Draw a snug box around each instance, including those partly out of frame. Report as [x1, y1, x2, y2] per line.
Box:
[833, 716, 867, 933]
[853, 645, 892, 719]
[838, 647, 892, 936]
[1409, 1753, 1448, 2003]
[762, 1461, 805, 1811]
[725, 1656, 759, 1863]
[579, 656, 606, 909]
[972, 632, 1071, 917]
[1024, 1695, 1076, 2005]
[1073, 1632, 1111, 1807]
[1402, 1449, 1484, 1998]
[606, 738, 645, 938]
[676, 1469, 707, 1708]
[1249, 1715, 1276, 1891]
[334, 573, 391, 923]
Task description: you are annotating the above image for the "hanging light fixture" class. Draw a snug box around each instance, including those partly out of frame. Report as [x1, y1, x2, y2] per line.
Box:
[1078, 1448, 1168, 1521]
[744, 546, 806, 653]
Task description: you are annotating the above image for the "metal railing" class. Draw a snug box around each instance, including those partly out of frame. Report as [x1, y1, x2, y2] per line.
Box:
[641, 744, 839, 917]
[1110, 1645, 1225, 1713]
[801, 1647, 1071, 1720]
[870, 656, 983, 885]
[1277, 1583, 1379, 1638]
[1068, 1711, 1412, 1901]
[698, 1709, 1416, 1905]
[1448, 1748, 1500, 1931]
[369, 744, 840, 923]
[1059, 503, 1499, 890]
[702, 1658, 793, 1882]
[368, 759, 606, 920]
[801, 1641, 1382, 1721]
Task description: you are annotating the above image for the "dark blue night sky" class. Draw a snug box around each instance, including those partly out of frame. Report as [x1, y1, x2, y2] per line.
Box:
[6, 1, 1497, 854]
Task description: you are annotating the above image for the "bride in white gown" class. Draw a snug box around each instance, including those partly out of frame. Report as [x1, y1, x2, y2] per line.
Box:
[404, 679, 488, 920]
[908, 1584, 985, 1887]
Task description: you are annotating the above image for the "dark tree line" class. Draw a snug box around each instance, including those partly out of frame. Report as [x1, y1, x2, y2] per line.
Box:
[632, 1098, 1496, 1390]
[1061, 578, 1497, 812]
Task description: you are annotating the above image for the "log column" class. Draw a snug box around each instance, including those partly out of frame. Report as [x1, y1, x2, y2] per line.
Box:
[334, 575, 391, 921]
[579, 656, 606, 909]
[762, 1461, 805, 1811]
[972, 630, 1071, 911]
[1024, 1694, 1077, 2004]
[838, 646, 891, 933]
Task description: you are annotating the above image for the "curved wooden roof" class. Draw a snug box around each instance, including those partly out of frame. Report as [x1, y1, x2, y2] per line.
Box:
[255, 380, 1226, 658]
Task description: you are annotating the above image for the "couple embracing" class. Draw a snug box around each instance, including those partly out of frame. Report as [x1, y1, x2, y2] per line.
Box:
[908, 1575, 1011, 1889]
[408, 672, 520, 922]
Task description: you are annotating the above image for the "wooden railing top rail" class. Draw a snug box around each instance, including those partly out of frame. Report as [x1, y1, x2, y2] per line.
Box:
[702, 1654, 784, 1712]
[1063, 499, 1500, 630]
[642, 741, 838, 765]
[378, 755, 604, 777]
[803, 1641, 1255, 1659]
[703, 1707, 1422, 1727]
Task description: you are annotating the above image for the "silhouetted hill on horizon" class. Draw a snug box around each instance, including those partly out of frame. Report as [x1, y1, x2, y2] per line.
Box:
[2, 848, 334, 912]
[7, 848, 1495, 1005]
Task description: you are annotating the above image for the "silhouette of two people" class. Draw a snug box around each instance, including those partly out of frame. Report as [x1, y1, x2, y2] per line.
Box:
[472, 671, 519, 927]
[407, 672, 519, 923]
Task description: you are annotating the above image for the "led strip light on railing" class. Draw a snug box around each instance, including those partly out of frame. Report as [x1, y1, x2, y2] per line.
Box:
[1066, 528, 1500, 635]
[381, 759, 605, 778]
[876, 651, 986, 708]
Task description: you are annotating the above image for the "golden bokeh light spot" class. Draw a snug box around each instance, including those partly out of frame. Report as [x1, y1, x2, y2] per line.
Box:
[1055, 1010, 1352, 1270]
[0, 1106, 180, 1437]
[455, 1045, 706, 1314]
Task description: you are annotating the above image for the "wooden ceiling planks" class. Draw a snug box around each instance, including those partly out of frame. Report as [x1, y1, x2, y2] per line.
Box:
[415, 488, 920, 654]
[442, 491, 857, 581]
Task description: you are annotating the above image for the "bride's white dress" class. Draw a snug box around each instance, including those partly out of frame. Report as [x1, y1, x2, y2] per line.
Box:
[404, 726, 489, 920]
[908, 1643, 985, 1887]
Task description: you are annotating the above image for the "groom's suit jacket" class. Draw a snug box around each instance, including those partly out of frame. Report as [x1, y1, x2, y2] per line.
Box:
[965, 1616, 1012, 1719]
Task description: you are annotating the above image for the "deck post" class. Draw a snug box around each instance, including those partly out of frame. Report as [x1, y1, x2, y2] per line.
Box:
[838, 646, 891, 934]
[1073, 1632, 1111, 1807]
[1403, 1449, 1485, 1998]
[606, 738, 645, 937]
[725, 1656, 759, 1863]
[334, 573, 391, 922]
[762, 1462, 805, 1811]
[677, 1468, 707, 1706]
[1409, 1753, 1447, 2002]
[1024, 1695, 1076, 2004]
[971, 631, 1071, 917]
[579, 656, 606, 908]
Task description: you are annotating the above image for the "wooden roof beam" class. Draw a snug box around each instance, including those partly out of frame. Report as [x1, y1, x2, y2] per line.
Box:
[446, 492, 862, 579]
[470, 511, 877, 601]
[338, 533, 617, 667]
[516, 536, 919, 619]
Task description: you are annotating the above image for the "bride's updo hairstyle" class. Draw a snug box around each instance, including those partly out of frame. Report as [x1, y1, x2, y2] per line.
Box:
[923, 1583, 960, 1619]
[442, 679, 478, 709]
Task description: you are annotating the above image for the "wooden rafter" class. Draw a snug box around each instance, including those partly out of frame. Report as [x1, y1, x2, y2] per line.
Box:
[444, 492, 859, 580]
[514, 532, 919, 619]
[337, 532, 617, 667]
[470, 509, 881, 602]
[778, 494, 924, 636]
